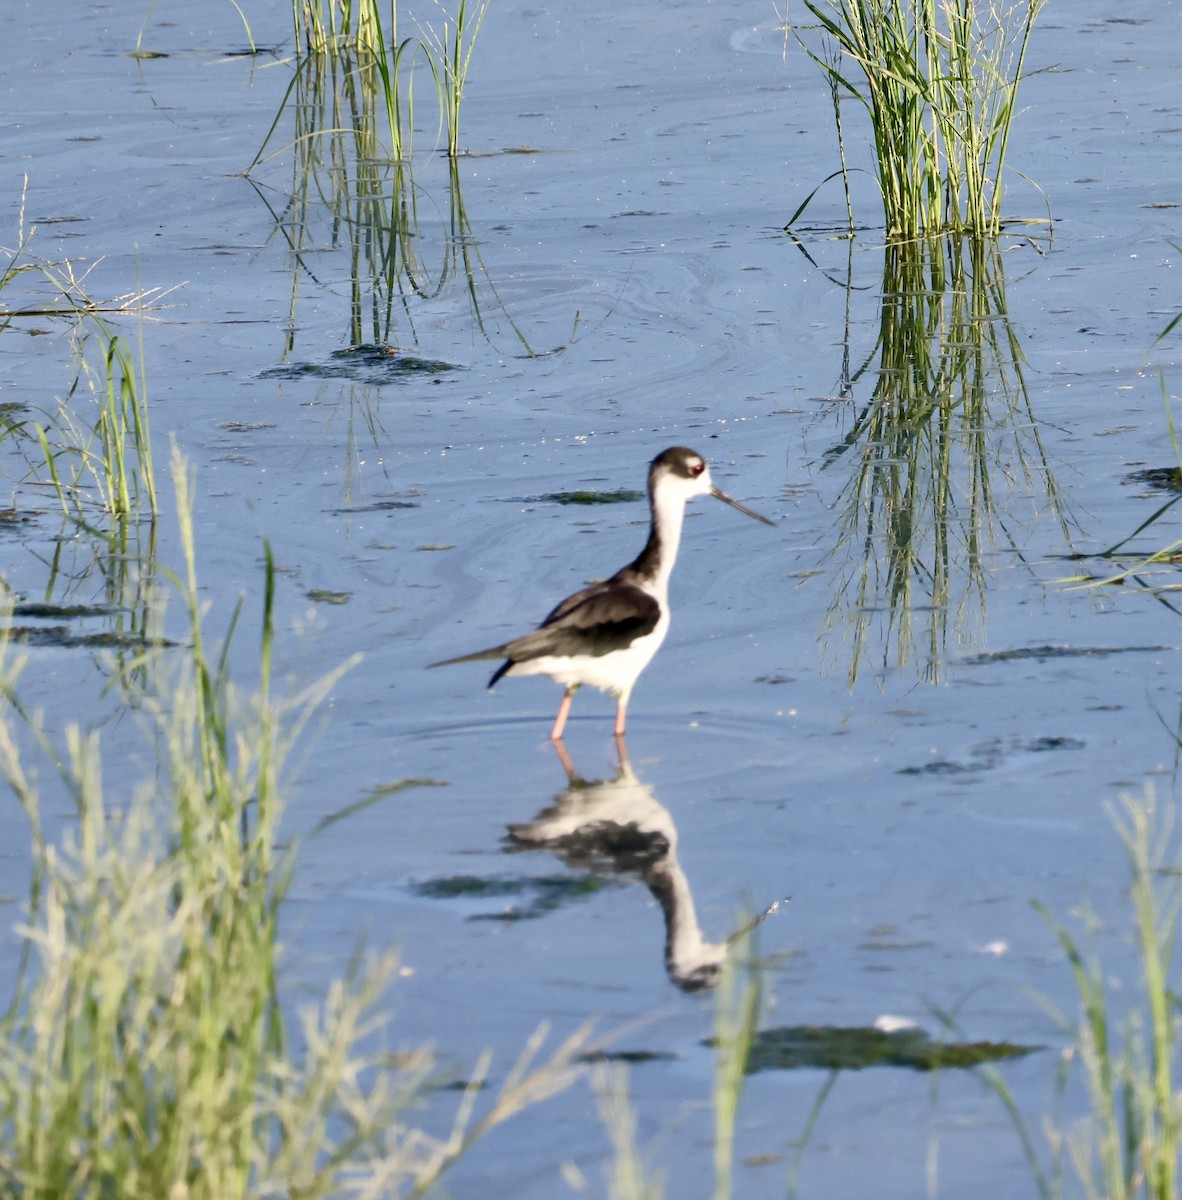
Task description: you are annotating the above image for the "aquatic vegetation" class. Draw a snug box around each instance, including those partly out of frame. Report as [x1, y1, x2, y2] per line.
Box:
[249, 49, 424, 348]
[0, 447, 590, 1199]
[743, 1023, 1034, 1071]
[971, 789, 1182, 1200]
[416, 0, 493, 159]
[284, 0, 489, 162]
[296, 0, 398, 56]
[0, 197, 161, 522]
[250, 74, 552, 355]
[791, 0, 1048, 238]
[0, 185, 178, 329]
[252, 2, 553, 358]
[1037, 792, 1181, 1200]
[538, 489, 646, 507]
[33, 322, 157, 522]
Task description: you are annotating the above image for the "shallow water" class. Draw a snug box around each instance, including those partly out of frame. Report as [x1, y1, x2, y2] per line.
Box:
[3, 0, 1182, 1195]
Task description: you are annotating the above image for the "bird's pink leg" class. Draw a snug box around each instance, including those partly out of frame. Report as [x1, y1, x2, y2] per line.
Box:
[613, 697, 629, 738]
[614, 730, 629, 767]
[550, 688, 576, 742]
[551, 737, 577, 780]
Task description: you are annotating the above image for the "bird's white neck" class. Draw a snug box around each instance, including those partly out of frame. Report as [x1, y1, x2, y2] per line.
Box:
[633, 481, 688, 598]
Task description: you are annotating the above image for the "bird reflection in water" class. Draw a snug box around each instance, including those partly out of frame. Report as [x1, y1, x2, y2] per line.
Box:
[507, 737, 785, 992]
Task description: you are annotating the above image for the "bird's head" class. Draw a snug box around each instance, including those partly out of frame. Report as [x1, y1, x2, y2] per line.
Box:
[649, 446, 774, 524]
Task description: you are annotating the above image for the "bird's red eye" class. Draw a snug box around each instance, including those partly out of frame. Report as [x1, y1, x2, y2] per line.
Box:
[690, 461, 705, 477]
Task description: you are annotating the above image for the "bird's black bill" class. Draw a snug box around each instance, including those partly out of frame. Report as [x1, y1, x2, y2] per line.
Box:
[711, 486, 775, 526]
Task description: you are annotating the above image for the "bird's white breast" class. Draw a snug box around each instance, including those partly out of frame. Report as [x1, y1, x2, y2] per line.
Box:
[508, 605, 670, 697]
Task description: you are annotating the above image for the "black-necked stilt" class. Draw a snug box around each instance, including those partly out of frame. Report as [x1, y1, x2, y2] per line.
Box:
[430, 446, 774, 740]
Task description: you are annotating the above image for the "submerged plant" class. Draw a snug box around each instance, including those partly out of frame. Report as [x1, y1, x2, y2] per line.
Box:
[792, 0, 1048, 238]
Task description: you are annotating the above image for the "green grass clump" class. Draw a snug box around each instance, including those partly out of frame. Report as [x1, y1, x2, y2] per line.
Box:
[0, 190, 163, 522]
[974, 788, 1182, 1200]
[32, 322, 157, 523]
[794, 0, 1048, 238]
[0, 446, 588, 1198]
[1033, 790, 1182, 1200]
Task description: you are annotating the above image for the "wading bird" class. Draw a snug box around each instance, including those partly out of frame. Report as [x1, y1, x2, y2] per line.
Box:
[430, 446, 774, 740]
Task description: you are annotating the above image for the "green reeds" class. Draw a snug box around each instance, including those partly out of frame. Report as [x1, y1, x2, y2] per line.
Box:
[283, 0, 489, 163]
[0, 200, 161, 523]
[250, 54, 425, 350]
[255, 3, 554, 358]
[297, 0, 393, 55]
[977, 789, 1182, 1200]
[0, 446, 590, 1198]
[1032, 790, 1181, 1200]
[418, 0, 492, 159]
[250, 73, 544, 356]
[795, 0, 1047, 238]
[33, 321, 157, 523]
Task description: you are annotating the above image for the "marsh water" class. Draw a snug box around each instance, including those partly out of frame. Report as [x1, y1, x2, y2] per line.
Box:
[3, 0, 1182, 1195]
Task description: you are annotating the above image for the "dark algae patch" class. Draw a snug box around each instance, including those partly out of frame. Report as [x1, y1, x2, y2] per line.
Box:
[262, 345, 457, 383]
[11, 602, 122, 620]
[898, 734, 1086, 776]
[577, 1049, 679, 1065]
[5, 627, 175, 650]
[1125, 466, 1182, 492]
[535, 489, 645, 506]
[726, 1025, 1038, 1073]
[331, 499, 420, 514]
[960, 644, 1166, 666]
[410, 872, 611, 920]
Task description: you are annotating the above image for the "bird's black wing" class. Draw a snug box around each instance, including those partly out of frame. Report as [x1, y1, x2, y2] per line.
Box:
[505, 584, 661, 663]
[436, 580, 659, 687]
[539, 578, 614, 626]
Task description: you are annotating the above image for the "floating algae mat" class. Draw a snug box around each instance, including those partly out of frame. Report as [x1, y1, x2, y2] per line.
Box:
[732, 1025, 1038, 1073]
[535, 489, 645, 506]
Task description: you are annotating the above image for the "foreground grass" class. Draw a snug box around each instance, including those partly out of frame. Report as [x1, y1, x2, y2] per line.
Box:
[1038, 791, 1181, 1200]
[969, 788, 1182, 1200]
[0, 446, 588, 1198]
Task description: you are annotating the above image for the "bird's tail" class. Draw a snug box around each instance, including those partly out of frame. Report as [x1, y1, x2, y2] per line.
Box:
[428, 644, 511, 669]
